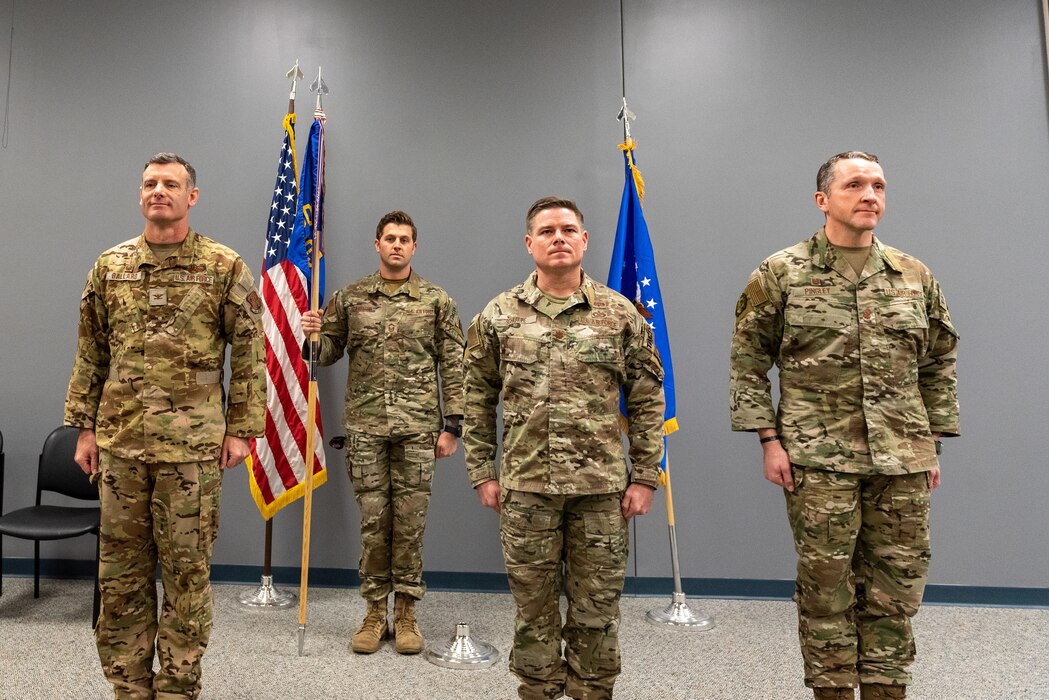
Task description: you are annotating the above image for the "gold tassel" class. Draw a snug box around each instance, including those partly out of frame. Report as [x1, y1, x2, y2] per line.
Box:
[617, 137, 646, 207]
[283, 112, 300, 190]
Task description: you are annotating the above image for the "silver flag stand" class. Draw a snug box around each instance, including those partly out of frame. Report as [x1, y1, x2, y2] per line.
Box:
[646, 521, 714, 629]
[240, 573, 296, 608]
[240, 520, 296, 609]
[426, 622, 499, 670]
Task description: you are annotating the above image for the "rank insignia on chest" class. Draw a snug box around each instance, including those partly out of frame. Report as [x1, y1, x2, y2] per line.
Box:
[148, 288, 168, 306]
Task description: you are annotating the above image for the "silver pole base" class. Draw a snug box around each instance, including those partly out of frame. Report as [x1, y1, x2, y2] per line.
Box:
[425, 622, 500, 670]
[238, 574, 297, 608]
[646, 592, 715, 630]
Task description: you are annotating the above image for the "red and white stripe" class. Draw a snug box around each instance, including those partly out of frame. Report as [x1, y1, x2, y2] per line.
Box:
[247, 259, 327, 519]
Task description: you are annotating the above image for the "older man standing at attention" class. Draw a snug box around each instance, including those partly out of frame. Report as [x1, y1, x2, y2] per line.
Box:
[730, 151, 959, 700]
[66, 153, 265, 699]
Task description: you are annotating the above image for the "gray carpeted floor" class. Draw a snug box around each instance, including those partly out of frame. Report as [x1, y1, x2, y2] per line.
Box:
[0, 577, 1046, 699]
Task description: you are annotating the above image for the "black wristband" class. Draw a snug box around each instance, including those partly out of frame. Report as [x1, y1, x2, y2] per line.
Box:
[443, 423, 462, 438]
[759, 434, 780, 444]
[935, 440, 942, 455]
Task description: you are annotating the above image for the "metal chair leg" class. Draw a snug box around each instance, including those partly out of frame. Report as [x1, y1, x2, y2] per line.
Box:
[33, 540, 40, 598]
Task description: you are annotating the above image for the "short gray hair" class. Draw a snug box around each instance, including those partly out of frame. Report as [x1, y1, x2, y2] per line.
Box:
[145, 152, 196, 187]
[816, 151, 878, 193]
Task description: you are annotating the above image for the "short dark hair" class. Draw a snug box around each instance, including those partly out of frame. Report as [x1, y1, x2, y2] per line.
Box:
[376, 210, 417, 241]
[526, 197, 584, 232]
[816, 151, 879, 193]
[145, 152, 196, 188]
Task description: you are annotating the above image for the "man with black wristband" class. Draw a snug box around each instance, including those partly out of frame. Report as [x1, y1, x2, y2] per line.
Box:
[730, 152, 959, 700]
[301, 210, 464, 655]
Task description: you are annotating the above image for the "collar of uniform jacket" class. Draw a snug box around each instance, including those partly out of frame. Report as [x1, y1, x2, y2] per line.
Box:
[809, 226, 904, 274]
[130, 229, 204, 271]
[363, 269, 423, 298]
[516, 269, 597, 308]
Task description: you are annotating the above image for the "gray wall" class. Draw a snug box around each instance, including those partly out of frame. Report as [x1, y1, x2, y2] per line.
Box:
[1, 0, 1046, 589]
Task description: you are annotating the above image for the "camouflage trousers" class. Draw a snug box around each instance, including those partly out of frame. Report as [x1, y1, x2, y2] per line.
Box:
[500, 490, 628, 700]
[785, 466, 931, 689]
[345, 431, 436, 601]
[95, 452, 222, 700]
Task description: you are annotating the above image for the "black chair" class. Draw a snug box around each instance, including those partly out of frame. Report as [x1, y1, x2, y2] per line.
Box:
[0, 426, 101, 625]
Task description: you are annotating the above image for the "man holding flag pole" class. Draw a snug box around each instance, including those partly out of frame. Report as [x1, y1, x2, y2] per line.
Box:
[300, 206, 465, 656]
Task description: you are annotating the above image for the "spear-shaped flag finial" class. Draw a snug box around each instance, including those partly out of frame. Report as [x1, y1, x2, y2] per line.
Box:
[617, 97, 636, 143]
[287, 59, 304, 100]
[310, 66, 329, 117]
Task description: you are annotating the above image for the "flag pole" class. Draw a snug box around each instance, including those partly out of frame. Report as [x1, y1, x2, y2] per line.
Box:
[644, 452, 713, 629]
[240, 60, 304, 611]
[615, 105, 711, 630]
[616, 0, 713, 630]
[297, 66, 328, 656]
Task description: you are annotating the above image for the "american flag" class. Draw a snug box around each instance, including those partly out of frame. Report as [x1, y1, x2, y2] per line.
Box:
[246, 112, 328, 519]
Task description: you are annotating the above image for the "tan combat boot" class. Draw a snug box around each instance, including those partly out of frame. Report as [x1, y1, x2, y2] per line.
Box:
[393, 592, 424, 654]
[350, 597, 388, 654]
[860, 684, 906, 699]
[813, 688, 855, 700]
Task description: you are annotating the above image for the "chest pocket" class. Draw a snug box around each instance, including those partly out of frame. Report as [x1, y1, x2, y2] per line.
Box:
[349, 308, 383, 346]
[784, 306, 851, 330]
[500, 335, 541, 364]
[166, 286, 208, 336]
[574, 336, 624, 376]
[878, 299, 928, 378]
[781, 304, 853, 384]
[397, 309, 436, 339]
[500, 335, 543, 412]
[879, 299, 928, 331]
[573, 335, 624, 412]
[109, 282, 145, 336]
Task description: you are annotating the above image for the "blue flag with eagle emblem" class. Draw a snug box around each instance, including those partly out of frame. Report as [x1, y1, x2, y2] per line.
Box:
[607, 143, 678, 474]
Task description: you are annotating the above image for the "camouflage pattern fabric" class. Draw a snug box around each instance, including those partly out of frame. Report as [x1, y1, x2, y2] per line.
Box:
[730, 228, 959, 474]
[313, 270, 462, 603]
[64, 230, 264, 699]
[463, 271, 665, 494]
[729, 227, 959, 689]
[64, 229, 266, 460]
[786, 466, 930, 688]
[500, 490, 626, 700]
[95, 452, 222, 700]
[313, 270, 464, 436]
[463, 271, 664, 699]
[346, 430, 436, 601]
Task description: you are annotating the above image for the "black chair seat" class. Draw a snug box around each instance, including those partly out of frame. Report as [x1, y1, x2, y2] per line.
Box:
[0, 426, 102, 625]
[0, 505, 100, 540]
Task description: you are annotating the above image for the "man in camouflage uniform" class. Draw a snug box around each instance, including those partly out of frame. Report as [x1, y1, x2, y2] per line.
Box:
[729, 152, 959, 700]
[301, 210, 464, 655]
[463, 197, 665, 700]
[65, 153, 265, 699]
